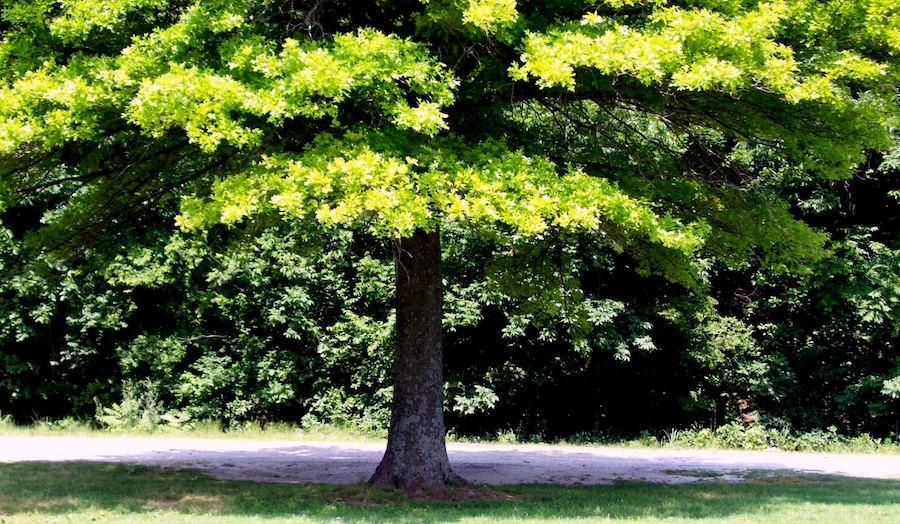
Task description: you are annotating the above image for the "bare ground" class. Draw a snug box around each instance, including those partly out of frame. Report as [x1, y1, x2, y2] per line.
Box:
[2, 436, 899, 485]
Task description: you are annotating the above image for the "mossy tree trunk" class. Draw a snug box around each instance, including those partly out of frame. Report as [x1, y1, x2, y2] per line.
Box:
[369, 227, 463, 492]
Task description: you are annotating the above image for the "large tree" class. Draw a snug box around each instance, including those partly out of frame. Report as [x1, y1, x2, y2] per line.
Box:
[1, 0, 897, 491]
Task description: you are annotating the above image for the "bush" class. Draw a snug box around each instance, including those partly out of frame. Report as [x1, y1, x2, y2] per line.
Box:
[663, 422, 899, 453]
[95, 380, 176, 432]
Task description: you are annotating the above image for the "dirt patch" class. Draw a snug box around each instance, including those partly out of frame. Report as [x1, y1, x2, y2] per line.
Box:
[3, 436, 900, 486]
[663, 469, 727, 478]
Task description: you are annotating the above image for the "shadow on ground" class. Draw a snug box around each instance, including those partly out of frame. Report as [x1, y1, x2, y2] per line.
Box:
[1, 461, 898, 522]
[84, 443, 897, 484]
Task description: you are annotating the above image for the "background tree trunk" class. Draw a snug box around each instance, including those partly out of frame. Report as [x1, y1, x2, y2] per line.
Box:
[369, 227, 463, 492]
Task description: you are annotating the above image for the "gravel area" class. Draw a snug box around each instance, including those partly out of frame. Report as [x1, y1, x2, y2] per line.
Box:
[2, 436, 899, 485]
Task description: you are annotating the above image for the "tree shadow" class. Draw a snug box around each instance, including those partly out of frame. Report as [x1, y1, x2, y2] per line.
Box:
[1, 461, 898, 522]
[75, 442, 900, 485]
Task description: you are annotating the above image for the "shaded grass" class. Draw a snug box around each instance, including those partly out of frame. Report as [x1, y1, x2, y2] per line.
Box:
[1, 462, 898, 523]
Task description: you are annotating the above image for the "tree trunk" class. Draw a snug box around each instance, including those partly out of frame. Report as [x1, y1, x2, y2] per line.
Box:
[369, 227, 463, 492]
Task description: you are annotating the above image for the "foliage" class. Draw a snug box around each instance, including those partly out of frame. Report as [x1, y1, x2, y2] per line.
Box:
[95, 379, 169, 431]
[662, 422, 899, 454]
[748, 230, 900, 434]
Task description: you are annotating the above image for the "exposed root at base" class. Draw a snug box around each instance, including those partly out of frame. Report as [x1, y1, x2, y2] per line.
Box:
[368, 463, 468, 494]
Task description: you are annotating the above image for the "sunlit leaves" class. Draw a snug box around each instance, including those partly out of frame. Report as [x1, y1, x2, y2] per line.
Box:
[0, 62, 117, 152]
[50, 0, 169, 41]
[176, 132, 705, 255]
[513, 0, 895, 108]
[1, 23, 456, 153]
[462, 0, 519, 32]
[129, 65, 264, 151]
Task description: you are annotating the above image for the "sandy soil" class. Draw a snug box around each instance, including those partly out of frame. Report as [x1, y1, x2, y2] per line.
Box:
[2, 436, 899, 484]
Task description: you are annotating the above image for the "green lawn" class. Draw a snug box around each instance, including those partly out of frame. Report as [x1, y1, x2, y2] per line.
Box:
[1, 462, 898, 523]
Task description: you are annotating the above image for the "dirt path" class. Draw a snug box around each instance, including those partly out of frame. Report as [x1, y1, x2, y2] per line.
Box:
[2, 436, 899, 484]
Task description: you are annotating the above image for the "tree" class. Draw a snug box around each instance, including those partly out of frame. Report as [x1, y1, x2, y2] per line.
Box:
[1, 0, 897, 491]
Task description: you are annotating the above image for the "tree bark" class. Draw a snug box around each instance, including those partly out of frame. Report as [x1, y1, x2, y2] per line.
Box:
[369, 227, 463, 492]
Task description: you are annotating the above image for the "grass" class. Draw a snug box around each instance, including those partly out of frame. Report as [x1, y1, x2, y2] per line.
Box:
[0, 462, 898, 523]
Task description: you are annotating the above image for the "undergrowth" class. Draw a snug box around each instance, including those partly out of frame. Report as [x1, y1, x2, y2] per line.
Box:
[3, 412, 899, 454]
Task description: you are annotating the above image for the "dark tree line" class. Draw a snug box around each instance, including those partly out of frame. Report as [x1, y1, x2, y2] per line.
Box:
[2, 154, 898, 437]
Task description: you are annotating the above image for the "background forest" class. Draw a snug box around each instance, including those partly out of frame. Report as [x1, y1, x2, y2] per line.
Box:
[2, 138, 898, 442]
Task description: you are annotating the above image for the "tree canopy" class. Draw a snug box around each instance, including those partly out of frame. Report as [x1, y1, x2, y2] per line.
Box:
[4, 1, 895, 262]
